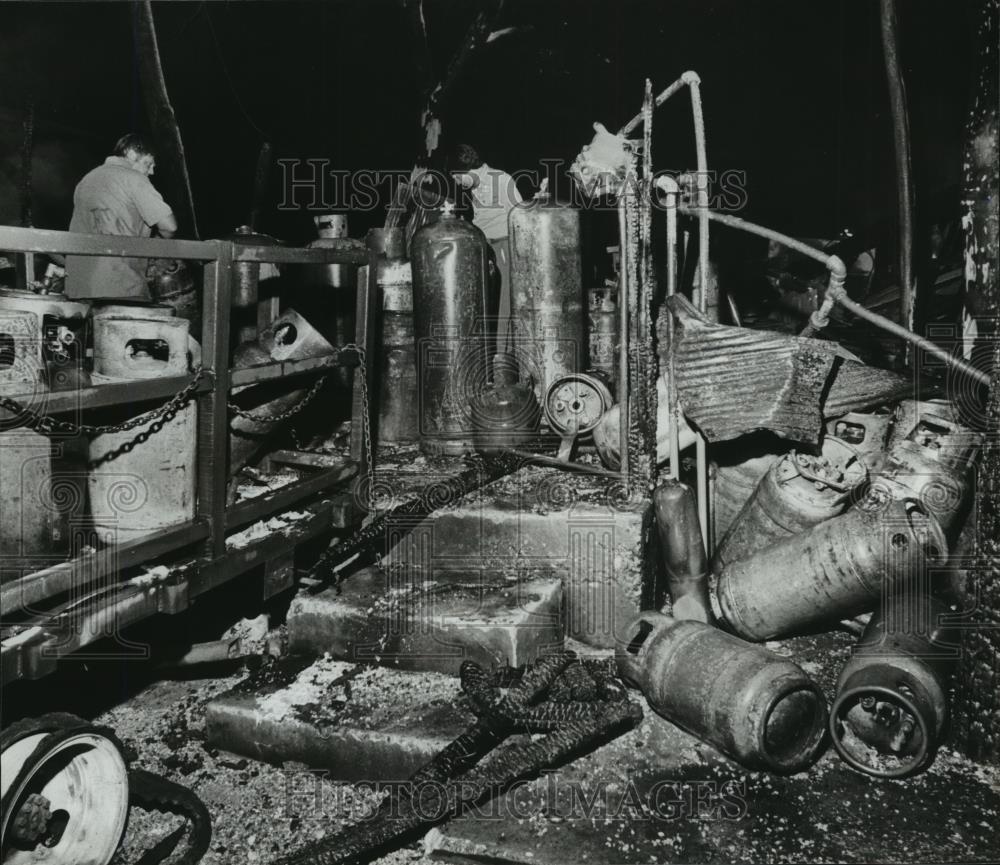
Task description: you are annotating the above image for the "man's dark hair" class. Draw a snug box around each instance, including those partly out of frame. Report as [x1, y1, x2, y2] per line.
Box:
[112, 133, 154, 158]
[451, 143, 482, 171]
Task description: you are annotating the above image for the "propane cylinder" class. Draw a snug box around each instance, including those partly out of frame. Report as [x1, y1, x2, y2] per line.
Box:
[831, 593, 957, 777]
[825, 409, 893, 467]
[411, 203, 496, 456]
[715, 495, 949, 642]
[88, 316, 197, 542]
[653, 480, 712, 622]
[588, 285, 618, 387]
[508, 193, 584, 405]
[370, 228, 418, 444]
[617, 611, 828, 773]
[229, 225, 281, 308]
[873, 401, 981, 542]
[712, 453, 779, 543]
[308, 214, 355, 290]
[229, 309, 335, 476]
[712, 437, 867, 571]
[469, 360, 541, 453]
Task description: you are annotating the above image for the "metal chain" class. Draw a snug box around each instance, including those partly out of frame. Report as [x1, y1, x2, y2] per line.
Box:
[0, 366, 205, 437]
[227, 373, 329, 423]
[342, 342, 376, 513]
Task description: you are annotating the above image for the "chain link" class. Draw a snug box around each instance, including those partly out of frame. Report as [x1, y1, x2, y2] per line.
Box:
[0, 366, 205, 437]
[342, 343, 376, 516]
[227, 373, 329, 423]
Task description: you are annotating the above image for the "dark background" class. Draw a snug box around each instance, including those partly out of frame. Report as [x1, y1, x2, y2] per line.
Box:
[0, 0, 976, 256]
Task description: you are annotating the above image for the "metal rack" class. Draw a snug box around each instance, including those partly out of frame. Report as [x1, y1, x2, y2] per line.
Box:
[0, 225, 378, 684]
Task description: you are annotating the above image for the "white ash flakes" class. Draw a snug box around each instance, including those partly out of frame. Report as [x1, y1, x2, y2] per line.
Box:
[255, 654, 356, 722]
[226, 510, 311, 549]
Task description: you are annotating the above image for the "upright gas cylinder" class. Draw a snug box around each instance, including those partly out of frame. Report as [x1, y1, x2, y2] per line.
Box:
[88, 314, 197, 542]
[712, 437, 867, 571]
[370, 227, 418, 443]
[308, 214, 354, 290]
[508, 193, 584, 405]
[587, 285, 618, 387]
[715, 494, 948, 642]
[653, 480, 712, 622]
[229, 225, 281, 309]
[831, 593, 958, 777]
[617, 611, 828, 773]
[411, 203, 495, 456]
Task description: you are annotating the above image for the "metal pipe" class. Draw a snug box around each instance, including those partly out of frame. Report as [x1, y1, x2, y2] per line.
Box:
[680, 205, 991, 389]
[619, 74, 689, 135]
[617, 195, 631, 487]
[880, 0, 916, 340]
[657, 175, 682, 480]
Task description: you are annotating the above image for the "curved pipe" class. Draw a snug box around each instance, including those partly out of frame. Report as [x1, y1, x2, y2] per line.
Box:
[681, 205, 990, 388]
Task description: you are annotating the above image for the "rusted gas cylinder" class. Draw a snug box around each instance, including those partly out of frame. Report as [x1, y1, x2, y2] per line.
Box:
[715, 495, 949, 642]
[229, 309, 335, 476]
[825, 409, 893, 467]
[831, 593, 957, 777]
[711, 453, 779, 544]
[588, 285, 618, 387]
[509, 194, 584, 404]
[872, 400, 981, 543]
[370, 228, 418, 444]
[712, 438, 866, 571]
[308, 214, 354, 290]
[411, 203, 496, 456]
[617, 611, 828, 773]
[652, 480, 712, 622]
[88, 315, 196, 542]
[229, 225, 281, 308]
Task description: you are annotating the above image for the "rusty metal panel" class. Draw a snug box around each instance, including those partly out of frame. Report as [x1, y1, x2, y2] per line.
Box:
[668, 295, 837, 444]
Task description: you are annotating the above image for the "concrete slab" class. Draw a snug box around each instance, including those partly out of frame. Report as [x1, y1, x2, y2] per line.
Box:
[204, 655, 477, 782]
[382, 466, 659, 649]
[287, 569, 564, 675]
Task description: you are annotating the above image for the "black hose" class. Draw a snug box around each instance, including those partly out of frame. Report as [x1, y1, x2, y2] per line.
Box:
[273, 656, 641, 865]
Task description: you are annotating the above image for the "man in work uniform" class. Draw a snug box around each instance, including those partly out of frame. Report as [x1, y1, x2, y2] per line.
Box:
[65, 133, 177, 302]
[450, 144, 522, 354]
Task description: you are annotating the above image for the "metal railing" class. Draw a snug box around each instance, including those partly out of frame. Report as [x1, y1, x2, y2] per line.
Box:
[0, 225, 378, 682]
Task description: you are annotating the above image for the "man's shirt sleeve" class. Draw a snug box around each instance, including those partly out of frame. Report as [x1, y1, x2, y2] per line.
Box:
[132, 176, 174, 228]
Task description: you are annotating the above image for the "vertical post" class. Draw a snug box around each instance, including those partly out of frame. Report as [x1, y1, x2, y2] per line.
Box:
[617, 196, 630, 488]
[196, 241, 232, 560]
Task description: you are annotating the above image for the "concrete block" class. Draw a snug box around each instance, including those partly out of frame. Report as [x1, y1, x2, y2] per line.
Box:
[382, 466, 658, 649]
[288, 568, 564, 675]
[204, 656, 476, 781]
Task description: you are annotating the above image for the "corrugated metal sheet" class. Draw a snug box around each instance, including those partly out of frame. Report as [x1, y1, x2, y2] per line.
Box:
[668, 296, 836, 443]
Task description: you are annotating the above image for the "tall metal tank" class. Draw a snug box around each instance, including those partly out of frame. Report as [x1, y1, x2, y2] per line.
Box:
[411, 203, 495, 456]
[508, 193, 584, 405]
[88, 314, 197, 543]
[369, 228, 418, 444]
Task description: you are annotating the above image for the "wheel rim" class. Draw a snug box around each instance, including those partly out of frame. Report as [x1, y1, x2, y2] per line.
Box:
[1, 731, 129, 865]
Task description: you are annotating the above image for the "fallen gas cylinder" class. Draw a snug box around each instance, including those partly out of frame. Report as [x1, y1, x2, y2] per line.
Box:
[869, 399, 981, 542]
[715, 493, 948, 641]
[713, 436, 867, 571]
[616, 611, 827, 773]
[831, 593, 958, 778]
